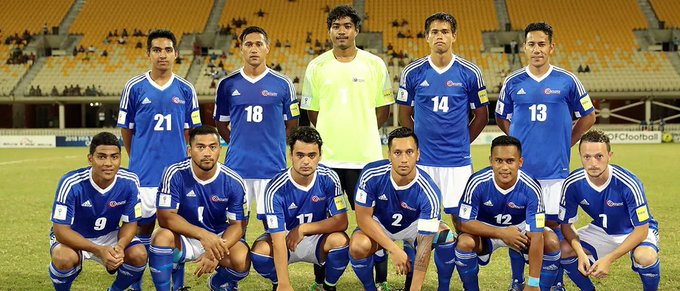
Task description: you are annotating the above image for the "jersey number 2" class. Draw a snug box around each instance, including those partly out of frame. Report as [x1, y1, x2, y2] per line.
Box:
[153, 114, 172, 131]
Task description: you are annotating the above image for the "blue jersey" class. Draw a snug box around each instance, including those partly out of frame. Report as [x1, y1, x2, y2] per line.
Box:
[264, 165, 347, 233]
[156, 159, 247, 234]
[559, 165, 658, 235]
[458, 167, 545, 233]
[495, 66, 594, 179]
[213, 68, 300, 179]
[117, 72, 202, 186]
[51, 167, 142, 238]
[397, 55, 488, 167]
[355, 160, 441, 235]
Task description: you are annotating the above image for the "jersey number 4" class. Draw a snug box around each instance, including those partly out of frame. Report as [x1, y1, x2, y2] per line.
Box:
[153, 114, 172, 131]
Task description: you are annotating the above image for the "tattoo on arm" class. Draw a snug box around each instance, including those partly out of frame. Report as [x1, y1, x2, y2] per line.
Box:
[414, 234, 435, 272]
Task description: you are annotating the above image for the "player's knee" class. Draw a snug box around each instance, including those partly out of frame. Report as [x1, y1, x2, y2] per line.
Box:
[543, 230, 561, 253]
[125, 244, 148, 266]
[325, 232, 350, 249]
[560, 240, 576, 258]
[51, 245, 79, 270]
[251, 238, 272, 256]
[455, 233, 476, 252]
[224, 242, 251, 272]
[349, 233, 372, 259]
[633, 247, 658, 267]
[151, 228, 175, 247]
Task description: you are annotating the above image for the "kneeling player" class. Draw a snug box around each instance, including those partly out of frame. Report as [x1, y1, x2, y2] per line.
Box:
[559, 130, 660, 291]
[456, 136, 561, 291]
[49, 132, 146, 291]
[350, 127, 455, 291]
[149, 126, 250, 291]
[251, 127, 350, 291]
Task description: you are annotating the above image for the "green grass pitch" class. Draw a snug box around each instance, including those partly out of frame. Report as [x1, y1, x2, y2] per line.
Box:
[0, 144, 678, 290]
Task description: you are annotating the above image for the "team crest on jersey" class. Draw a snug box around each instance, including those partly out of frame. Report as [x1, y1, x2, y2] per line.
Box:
[109, 200, 127, 208]
[606, 200, 624, 207]
[261, 90, 278, 97]
[211, 195, 229, 203]
[400, 201, 416, 211]
[352, 77, 365, 82]
[311, 195, 326, 203]
[507, 202, 524, 209]
[543, 88, 561, 95]
[446, 80, 463, 87]
[172, 96, 185, 104]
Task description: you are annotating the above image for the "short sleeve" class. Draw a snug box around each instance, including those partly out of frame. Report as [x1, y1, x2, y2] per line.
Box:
[281, 77, 300, 121]
[117, 81, 137, 129]
[566, 75, 594, 118]
[416, 182, 441, 235]
[465, 65, 489, 110]
[265, 194, 287, 233]
[558, 181, 580, 224]
[122, 180, 142, 223]
[324, 170, 347, 216]
[300, 63, 319, 110]
[184, 83, 201, 128]
[226, 176, 247, 221]
[375, 59, 394, 107]
[396, 64, 416, 106]
[458, 180, 481, 222]
[495, 79, 514, 120]
[213, 78, 231, 122]
[156, 168, 182, 210]
[622, 178, 650, 227]
[525, 184, 545, 233]
[51, 175, 77, 225]
[354, 169, 377, 208]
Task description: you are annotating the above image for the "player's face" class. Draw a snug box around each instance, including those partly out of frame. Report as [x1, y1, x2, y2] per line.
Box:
[88, 145, 121, 182]
[426, 20, 456, 55]
[329, 17, 358, 50]
[490, 145, 523, 189]
[189, 134, 221, 172]
[290, 141, 321, 178]
[388, 137, 420, 178]
[148, 37, 177, 71]
[579, 141, 612, 179]
[524, 31, 554, 69]
[240, 32, 269, 68]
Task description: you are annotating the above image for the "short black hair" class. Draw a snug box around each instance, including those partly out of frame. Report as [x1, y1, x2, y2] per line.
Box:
[579, 129, 611, 152]
[491, 135, 522, 155]
[388, 127, 419, 149]
[147, 29, 177, 52]
[327, 5, 361, 31]
[239, 26, 269, 44]
[89, 132, 120, 155]
[425, 12, 457, 34]
[288, 126, 323, 152]
[189, 125, 220, 144]
[524, 22, 553, 43]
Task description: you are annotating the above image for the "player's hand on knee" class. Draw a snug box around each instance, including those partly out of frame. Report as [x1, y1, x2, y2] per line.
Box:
[97, 245, 123, 271]
[194, 255, 219, 278]
[390, 249, 411, 275]
[501, 227, 528, 250]
[200, 231, 229, 260]
[112, 244, 125, 260]
[285, 226, 305, 251]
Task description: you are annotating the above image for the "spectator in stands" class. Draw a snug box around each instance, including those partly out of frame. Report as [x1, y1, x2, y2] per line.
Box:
[29, 86, 36, 96]
[324, 39, 332, 49]
[122, 28, 129, 37]
[74, 85, 82, 96]
[293, 76, 300, 83]
[217, 60, 224, 68]
[118, 37, 126, 45]
[584, 65, 590, 73]
[88, 45, 96, 53]
[51, 86, 59, 96]
[209, 79, 216, 91]
[135, 41, 142, 49]
[62, 86, 69, 96]
[101, 49, 109, 57]
[315, 39, 321, 48]
[392, 19, 400, 27]
[397, 31, 406, 38]
[416, 31, 425, 38]
[78, 45, 85, 53]
[306, 34, 312, 44]
[285, 40, 291, 48]
[386, 42, 393, 51]
[306, 46, 315, 55]
[256, 8, 267, 17]
[577, 64, 584, 73]
[43, 23, 49, 35]
[36, 85, 43, 96]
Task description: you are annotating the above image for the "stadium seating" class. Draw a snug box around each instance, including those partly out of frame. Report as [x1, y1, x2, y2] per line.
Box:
[650, 0, 680, 28]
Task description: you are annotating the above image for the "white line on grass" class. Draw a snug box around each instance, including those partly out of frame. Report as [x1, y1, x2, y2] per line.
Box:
[0, 155, 79, 166]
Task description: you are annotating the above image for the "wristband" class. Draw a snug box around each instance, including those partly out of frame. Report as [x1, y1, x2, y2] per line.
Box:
[527, 276, 540, 287]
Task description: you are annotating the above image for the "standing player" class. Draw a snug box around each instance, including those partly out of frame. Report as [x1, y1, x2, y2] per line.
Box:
[148, 126, 250, 291]
[214, 26, 299, 223]
[397, 12, 488, 289]
[250, 127, 350, 291]
[301, 5, 394, 288]
[559, 130, 660, 291]
[49, 132, 146, 291]
[456, 136, 561, 291]
[349, 127, 455, 291]
[494, 22, 596, 290]
[117, 29, 201, 290]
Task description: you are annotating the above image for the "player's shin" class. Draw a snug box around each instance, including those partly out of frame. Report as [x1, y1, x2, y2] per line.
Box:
[49, 263, 80, 291]
[635, 258, 660, 291]
[110, 263, 146, 291]
[324, 245, 349, 288]
[560, 257, 595, 291]
[551, 227, 565, 287]
[210, 267, 249, 290]
[508, 248, 526, 285]
[350, 254, 377, 291]
[539, 250, 561, 290]
[373, 250, 388, 283]
[171, 262, 185, 291]
[149, 246, 174, 291]
[454, 249, 480, 291]
[133, 233, 152, 291]
[403, 244, 416, 290]
[251, 252, 278, 283]
[434, 240, 456, 291]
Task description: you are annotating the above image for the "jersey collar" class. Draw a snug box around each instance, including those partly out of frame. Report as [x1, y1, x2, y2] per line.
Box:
[88, 167, 117, 194]
[585, 165, 612, 192]
[492, 172, 519, 195]
[191, 162, 221, 185]
[390, 167, 420, 190]
[287, 167, 317, 192]
[525, 65, 554, 83]
[145, 71, 175, 91]
[239, 67, 270, 84]
[427, 54, 456, 75]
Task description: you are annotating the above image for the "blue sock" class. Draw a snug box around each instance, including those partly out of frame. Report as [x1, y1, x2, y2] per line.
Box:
[636, 259, 660, 291]
[350, 255, 377, 291]
[110, 263, 146, 291]
[539, 251, 561, 291]
[171, 262, 185, 291]
[149, 245, 174, 291]
[404, 244, 416, 289]
[49, 263, 80, 291]
[434, 241, 456, 291]
[208, 267, 248, 290]
[455, 249, 479, 291]
[509, 248, 525, 284]
[324, 245, 349, 286]
[251, 252, 277, 284]
[132, 234, 151, 291]
[552, 228, 565, 287]
[373, 249, 388, 283]
[561, 257, 594, 291]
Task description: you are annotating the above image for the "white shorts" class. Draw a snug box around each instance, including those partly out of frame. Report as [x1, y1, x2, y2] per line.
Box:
[178, 231, 226, 262]
[245, 179, 270, 218]
[258, 233, 324, 265]
[50, 230, 141, 266]
[538, 179, 564, 216]
[478, 223, 532, 265]
[139, 187, 158, 219]
[372, 217, 419, 248]
[577, 223, 659, 263]
[418, 165, 472, 213]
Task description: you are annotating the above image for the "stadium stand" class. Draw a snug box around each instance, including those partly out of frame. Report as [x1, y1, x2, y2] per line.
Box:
[650, 0, 680, 28]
